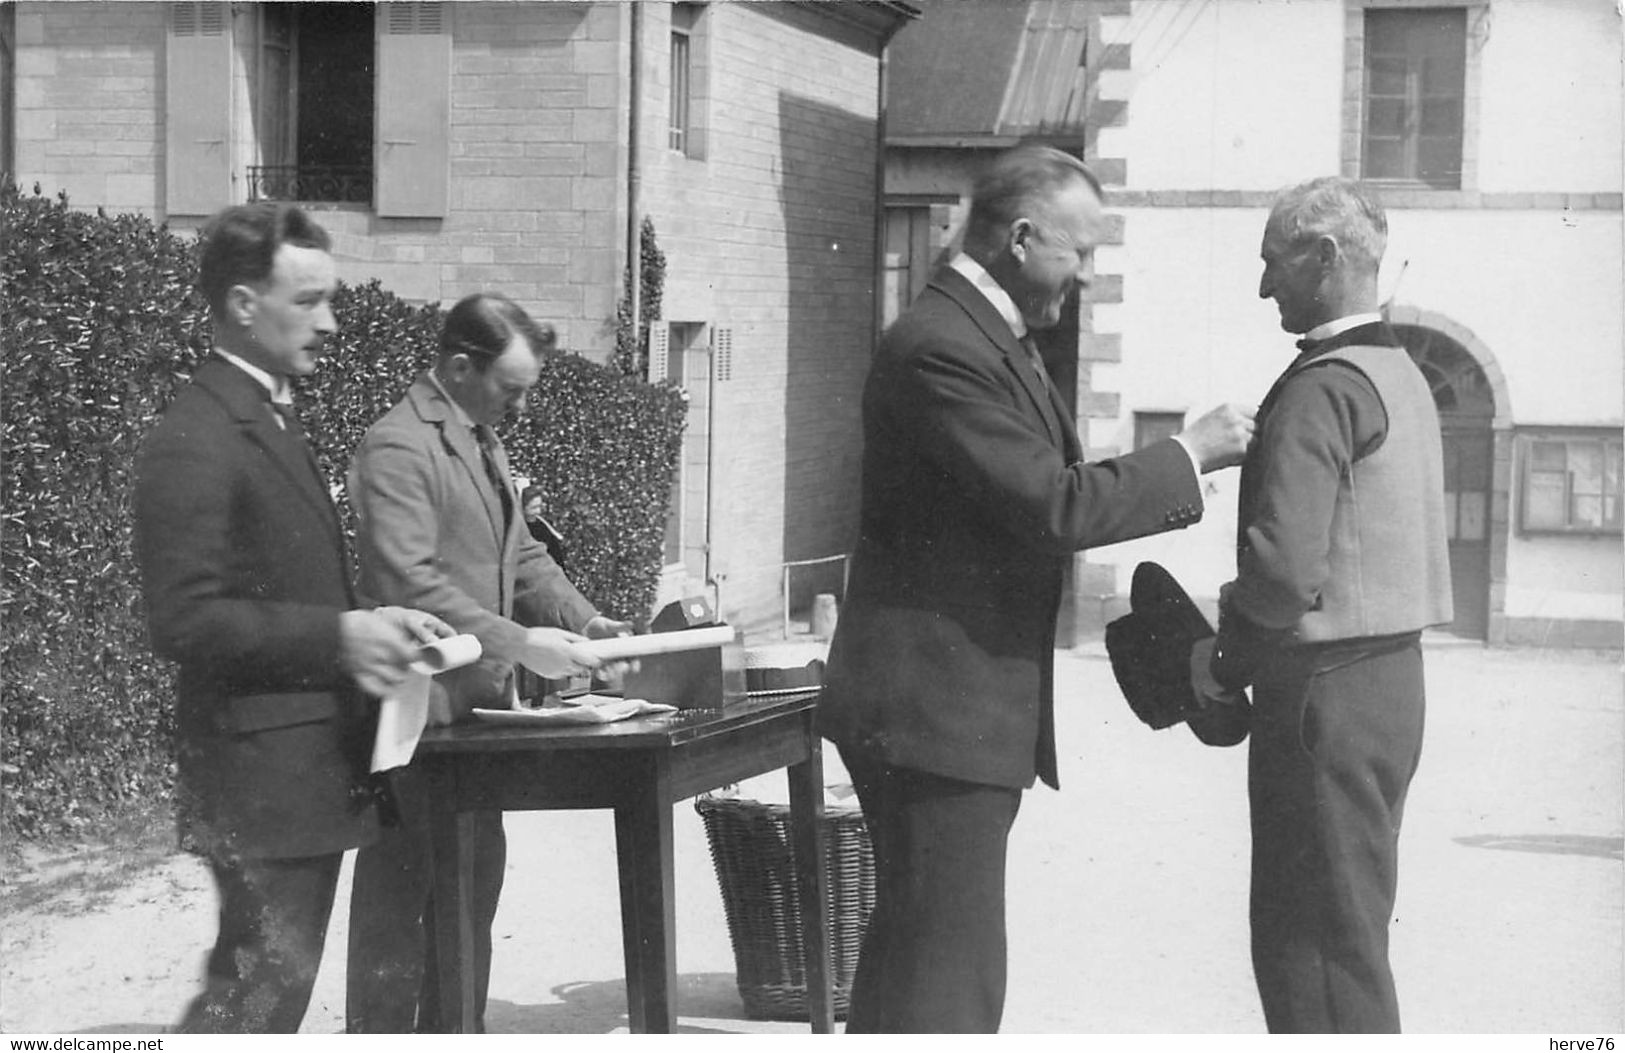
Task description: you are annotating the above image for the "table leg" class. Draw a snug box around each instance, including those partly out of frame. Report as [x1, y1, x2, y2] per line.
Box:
[613, 756, 676, 1033]
[787, 728, 833, 1033]
[428, 803, 480, 1034]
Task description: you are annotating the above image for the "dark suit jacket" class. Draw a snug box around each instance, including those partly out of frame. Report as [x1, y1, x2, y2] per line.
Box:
[348, 373, 597, 716]
[817, 266, 1203, 790]
[134, 357, 377, 859]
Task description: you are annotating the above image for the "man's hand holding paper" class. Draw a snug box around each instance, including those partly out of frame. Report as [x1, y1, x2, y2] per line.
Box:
[371, 633, 483, 772]
[518, 625, 602, 679]
[583, 614, 639, 685]
[340, 607, 457, 697]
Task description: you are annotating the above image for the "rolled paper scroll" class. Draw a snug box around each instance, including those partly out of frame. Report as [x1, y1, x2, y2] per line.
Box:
[576, 624, 736, 663]
[409, 633, 483, 676]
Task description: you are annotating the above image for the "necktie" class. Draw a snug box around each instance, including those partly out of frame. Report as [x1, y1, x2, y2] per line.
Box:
[1019, 333, 1072, 451]
[475, 426, 513, 529]
[270, 400, 331, 500]
[1020, 334, 1051, 389]
[1295, 337, 1323, 353]
[270, 401, 302, 436]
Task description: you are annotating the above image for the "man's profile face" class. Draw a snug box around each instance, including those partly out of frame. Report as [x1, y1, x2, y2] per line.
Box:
[454, 334, 542, 428]
[1258, 214, 1326, 335]
[240, 244, 338, 377]
[1010, 177, 1107, 330]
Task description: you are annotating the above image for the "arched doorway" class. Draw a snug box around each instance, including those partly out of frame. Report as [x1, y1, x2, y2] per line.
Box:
[1392, 322, 1496, 638]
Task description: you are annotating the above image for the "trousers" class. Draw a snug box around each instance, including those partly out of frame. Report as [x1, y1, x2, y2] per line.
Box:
[346, 764, 507, 1033]
[1248, 636, 1425, 1033]
[837, 744, 1022, 1033]
[177, 851, 344, 1033]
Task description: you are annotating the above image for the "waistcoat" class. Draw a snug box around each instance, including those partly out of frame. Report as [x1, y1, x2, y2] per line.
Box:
[1293, 345, 1454, 642]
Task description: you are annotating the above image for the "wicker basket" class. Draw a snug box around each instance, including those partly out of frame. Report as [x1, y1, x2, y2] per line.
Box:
[694, 795, 874, 1021]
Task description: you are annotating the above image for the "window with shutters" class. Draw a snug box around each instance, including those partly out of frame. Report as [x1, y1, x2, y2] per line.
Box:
[657, 322, 714, 579]
[246, 3, 375, 205]
[165, 2, 449, 217]
[1518, 430, 1624, 537]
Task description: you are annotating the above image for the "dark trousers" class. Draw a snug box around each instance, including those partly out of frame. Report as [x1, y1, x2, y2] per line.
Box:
[838, 745, 1023, 1033]
[176, 851, 344, 1033]
[1248, 637, 1425, 1033]
[346, 764, 507, 1033]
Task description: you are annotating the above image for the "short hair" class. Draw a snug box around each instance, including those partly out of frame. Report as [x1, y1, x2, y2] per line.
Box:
[965, 145, 1102, 247]
[198, 203, 331, 317]
[439, 293, 557, 370]
[1269, 176, 1388, 270]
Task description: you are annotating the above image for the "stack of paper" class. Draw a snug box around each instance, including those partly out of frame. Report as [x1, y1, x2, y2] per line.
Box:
[473, 695, 677, 725]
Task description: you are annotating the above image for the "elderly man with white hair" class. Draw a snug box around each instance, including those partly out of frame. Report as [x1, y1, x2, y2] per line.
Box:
[1195, 176, 1454, 1033]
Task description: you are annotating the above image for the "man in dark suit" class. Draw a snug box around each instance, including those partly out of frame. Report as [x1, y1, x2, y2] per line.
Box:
[133, 202, 449, 1033]
[1196, 177, 1452, 1032]
[344, 293, 631, 1033]
[816, 145, 1256, 1033]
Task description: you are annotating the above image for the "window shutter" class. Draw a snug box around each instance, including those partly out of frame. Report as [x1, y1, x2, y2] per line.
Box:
[165, 3, 231, 216]
[713, 327, 733, 382]
[649, 325, 670, 383]
[376, 3, 451, 217]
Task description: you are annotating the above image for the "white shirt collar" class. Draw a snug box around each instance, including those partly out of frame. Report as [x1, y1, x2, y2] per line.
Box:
[214, 348, 291, 404]
[1305, 312, 1383, 343]
[427, 368, 477, 431]
[949, 253, 1029, 341]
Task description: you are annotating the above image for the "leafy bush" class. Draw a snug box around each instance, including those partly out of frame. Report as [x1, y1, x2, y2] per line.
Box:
[1, 185, 685, 843]
[2, 186, 208, 840]
[300, 279, 686, 626]
[508, 353, 686, 622]
[610, 216, 667, 377]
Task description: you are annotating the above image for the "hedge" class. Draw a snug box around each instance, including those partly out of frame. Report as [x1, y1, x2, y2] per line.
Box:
[1, 184, 685, 842]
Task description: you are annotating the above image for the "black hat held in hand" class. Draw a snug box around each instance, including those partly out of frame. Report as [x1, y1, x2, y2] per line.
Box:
[1105, 561, 1250, 747]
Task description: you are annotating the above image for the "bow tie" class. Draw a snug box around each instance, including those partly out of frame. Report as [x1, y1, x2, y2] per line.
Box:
[1295, 337, 1324, 353]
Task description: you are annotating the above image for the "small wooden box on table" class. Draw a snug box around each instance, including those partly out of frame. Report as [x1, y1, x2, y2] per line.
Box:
[414, 691, 830, 1033]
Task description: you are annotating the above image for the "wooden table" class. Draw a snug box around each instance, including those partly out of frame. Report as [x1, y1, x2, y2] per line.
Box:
[415, 691, 831, 1033]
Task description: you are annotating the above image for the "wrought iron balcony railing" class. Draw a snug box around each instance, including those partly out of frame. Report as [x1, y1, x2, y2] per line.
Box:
[247, 165, 372, 205]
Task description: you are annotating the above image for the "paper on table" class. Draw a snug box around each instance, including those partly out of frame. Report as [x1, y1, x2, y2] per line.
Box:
[371, 634, 483, 773]
[472, 695, 677, 725]
[576, 624, 736, 663]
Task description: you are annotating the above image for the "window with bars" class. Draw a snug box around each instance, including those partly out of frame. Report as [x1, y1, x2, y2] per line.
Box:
[165, 1, 449, 217]
[1519, 431, 1624, 536]
[247, 3, 375, 206]
[1361, 7, 1467, 189]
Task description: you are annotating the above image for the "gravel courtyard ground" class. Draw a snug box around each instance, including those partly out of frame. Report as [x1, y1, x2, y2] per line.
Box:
[3, 640, 1620, 1035]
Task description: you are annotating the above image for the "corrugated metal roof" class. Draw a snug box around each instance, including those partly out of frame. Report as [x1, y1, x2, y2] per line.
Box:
[887, 0, 1092, 141]
[998, 0, 1091, 136]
